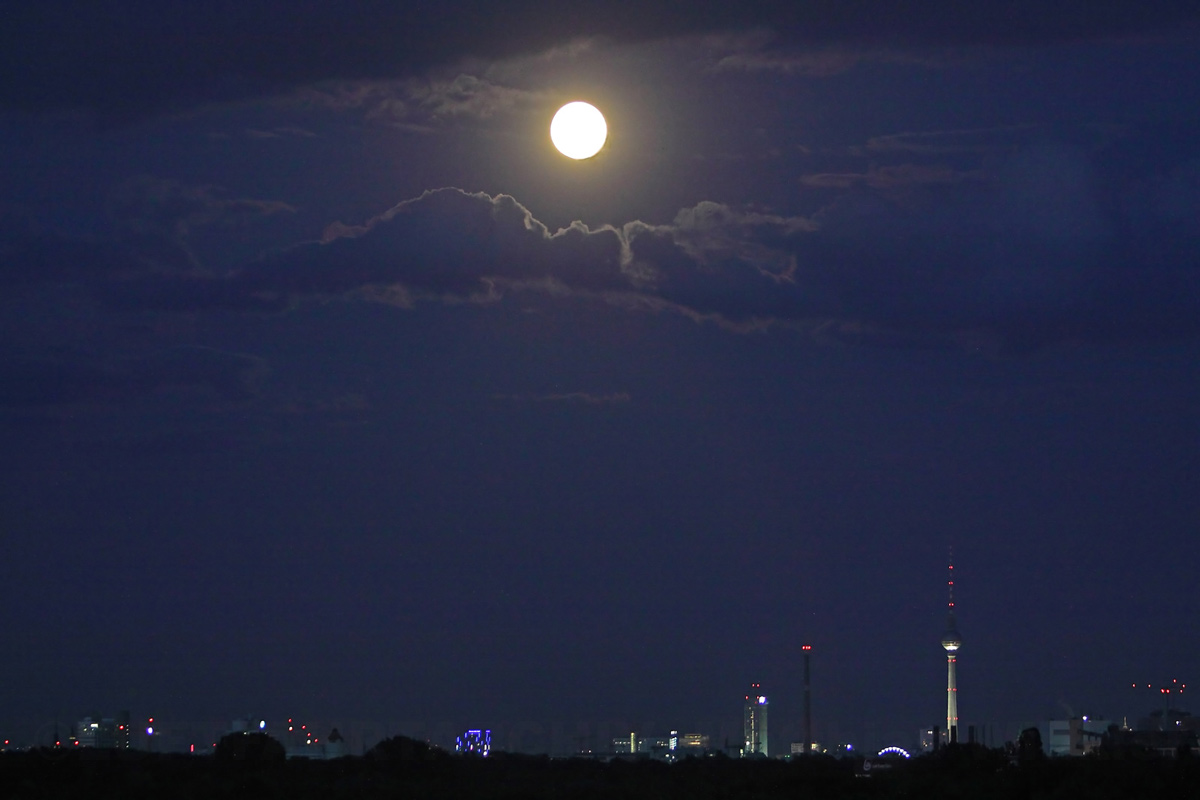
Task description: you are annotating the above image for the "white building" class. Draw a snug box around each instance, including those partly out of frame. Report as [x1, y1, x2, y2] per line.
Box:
[1046, 718, 1108, 756]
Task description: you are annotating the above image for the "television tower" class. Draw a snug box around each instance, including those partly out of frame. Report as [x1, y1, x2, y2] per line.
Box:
[941, 552, 962, 743]
[802, 645, 812, 756]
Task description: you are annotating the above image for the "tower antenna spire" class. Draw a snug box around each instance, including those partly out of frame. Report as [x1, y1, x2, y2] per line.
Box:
[948, 546, 954, 614]
[941, 547, 962, 744]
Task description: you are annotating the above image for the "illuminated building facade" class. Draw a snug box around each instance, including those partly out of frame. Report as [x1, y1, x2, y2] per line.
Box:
[743, 683, 769, 756]
[612, 733, 637, 753]
[614, 732, 707, 757]
[455, 729, 491, 757]
[75, 711, 131, 749]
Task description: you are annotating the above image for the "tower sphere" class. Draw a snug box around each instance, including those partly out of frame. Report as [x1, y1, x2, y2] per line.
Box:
[941, 628, 961, 652]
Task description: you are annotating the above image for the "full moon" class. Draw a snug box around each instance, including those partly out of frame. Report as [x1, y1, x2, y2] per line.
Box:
[550, 102, 607, 160]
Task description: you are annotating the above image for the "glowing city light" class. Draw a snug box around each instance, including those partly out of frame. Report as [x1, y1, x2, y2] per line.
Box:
[878, 746, 910, 758]
[456, 729, 492, 757]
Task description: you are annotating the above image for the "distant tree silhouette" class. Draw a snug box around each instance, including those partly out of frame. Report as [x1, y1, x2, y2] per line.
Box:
[366, 734, 448, 764]
[8, 741, 1200, 800]
[214, 731, 285, 763]
[1018, 727, 1045, 762]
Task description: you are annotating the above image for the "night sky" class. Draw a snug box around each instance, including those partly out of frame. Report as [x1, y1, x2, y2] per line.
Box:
[2, 2, 1199, 755]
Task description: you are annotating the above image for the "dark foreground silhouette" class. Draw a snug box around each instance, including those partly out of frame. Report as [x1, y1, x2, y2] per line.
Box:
[4, 737, 1199, 799]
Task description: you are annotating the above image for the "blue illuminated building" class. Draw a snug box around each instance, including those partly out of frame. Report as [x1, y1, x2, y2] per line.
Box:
[456, 729, 491, 756]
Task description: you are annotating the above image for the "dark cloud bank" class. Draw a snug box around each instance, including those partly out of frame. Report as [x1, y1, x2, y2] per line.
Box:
[23, 144, 1192, 354]
[4, 1, 1198, 115]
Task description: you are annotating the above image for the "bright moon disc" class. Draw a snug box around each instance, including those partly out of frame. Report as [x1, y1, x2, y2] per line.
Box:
[550, 102, 607, 159]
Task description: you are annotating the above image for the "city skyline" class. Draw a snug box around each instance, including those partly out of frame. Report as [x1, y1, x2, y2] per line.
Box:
[2, 1, 1198, 756]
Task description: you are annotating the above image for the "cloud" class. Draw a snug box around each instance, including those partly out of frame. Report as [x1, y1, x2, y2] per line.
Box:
[493, 392, 632, 405]
[863, 125, 1061, 155]
[0, 178, 295, 298]
[10, 141, 1200, 353]
[244, 126, 318, 139]
[706, 31, 940, 76]
[233, 153, 1194, 350]
[296, 75, 541, 129]
[245, 188, 632, 303]
[407, 74, 544, 120]
[109, 176, 295, 241]
[0, 347, 268, 409]
[277, 393, 371, 416]
[800, 164, 977, 189]
[4, 2, 1196, 116]
[0, 232, 146, 288]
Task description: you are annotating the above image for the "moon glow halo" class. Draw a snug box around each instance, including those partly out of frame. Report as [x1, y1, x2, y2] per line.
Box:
[550, 102, 607, 160]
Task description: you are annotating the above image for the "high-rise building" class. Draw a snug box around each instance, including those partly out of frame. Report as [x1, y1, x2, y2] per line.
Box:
[941, 555, 962, 743]
[74, 711, 131, 749]
[743, 683, 769, 756]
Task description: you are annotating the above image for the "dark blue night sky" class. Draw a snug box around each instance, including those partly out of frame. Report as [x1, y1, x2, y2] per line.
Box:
[2, 1, 1198, 755]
